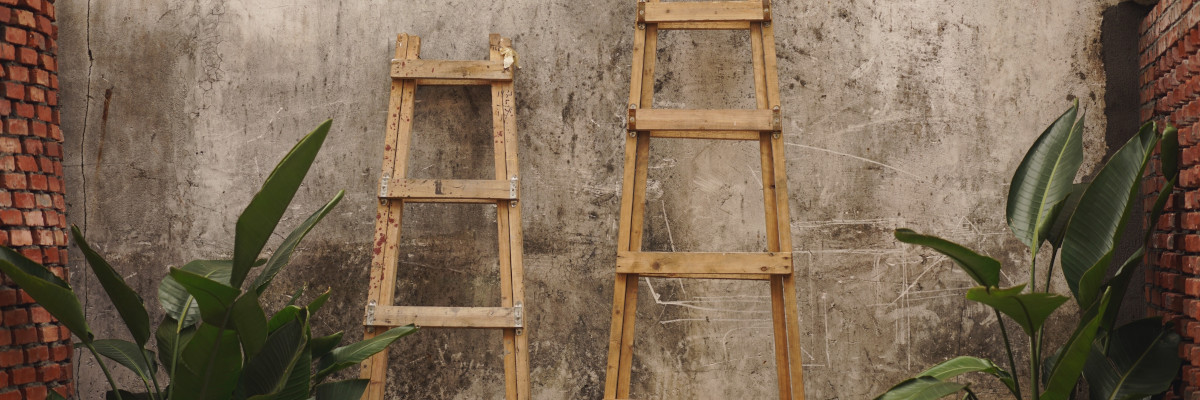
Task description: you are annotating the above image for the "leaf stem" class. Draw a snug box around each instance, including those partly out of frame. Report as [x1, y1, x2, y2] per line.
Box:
[995, 309, 1022, 399]
[1031, 330, 1042, 400]
[1030, 249, 1038, 294]
[1043, 247, 1058, 293]
[85, 343, 124, 400]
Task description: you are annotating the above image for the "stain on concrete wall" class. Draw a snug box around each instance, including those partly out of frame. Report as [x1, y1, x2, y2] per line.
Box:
[58, 0, 1126, 398]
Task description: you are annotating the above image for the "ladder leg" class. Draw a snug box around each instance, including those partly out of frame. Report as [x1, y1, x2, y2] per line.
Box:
[362, 33, 420, 400]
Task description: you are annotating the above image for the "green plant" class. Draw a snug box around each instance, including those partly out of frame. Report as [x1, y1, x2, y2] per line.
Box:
[876, 102, 1182, 400]
[0, 120, 416, 400]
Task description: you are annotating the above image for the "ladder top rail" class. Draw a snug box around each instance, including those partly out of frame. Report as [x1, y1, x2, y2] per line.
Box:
[638, 1, 771, 24]
[391, 59, 513, 81]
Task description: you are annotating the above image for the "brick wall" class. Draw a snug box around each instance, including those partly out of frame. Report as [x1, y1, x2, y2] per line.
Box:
[1143, 0, 1200, 397]
[0, 0, 69, 398]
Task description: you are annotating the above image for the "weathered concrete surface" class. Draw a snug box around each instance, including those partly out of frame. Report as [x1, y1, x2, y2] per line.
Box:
[57, 0, 1130, 398]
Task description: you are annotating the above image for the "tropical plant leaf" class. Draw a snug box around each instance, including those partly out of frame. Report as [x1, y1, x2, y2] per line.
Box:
[169, 267, 240, 327]
[232, 291, 269, 360]
[875, 376, 966, 400]
[1161, 124, 1179, 181]
[1062, 122, 1158, 305]
[155, 317, 195, 379]
[1043, 290, 1111, 400]
[1100, 247, 1146, 331]
[159, 260, 234, 326]
[1047, 183, 1088, 249]
[314, 379, 370, 400]
[92, 339, 154, 385]
[1007, 102, 1083, 250]
[310, 332, 344, 360]
[965, 284, 1068, 336]
[237, 318, 309, 398]
[272, 341, 312, 400]
[1145, 178, 1177, 245]
[894, 229, 1000, 286]
[232, 119, 332, 289]
[0, 253, 92, 342]
[177, 324, 242, 400]
[250, 191, 344, 295]
[1084, 318, 1182, 400]
[307, 289, 331, 315]
[269, 305, 304, 333]
[48, 390, 68, 400]
[71, 226, 151, 347]
[314, 325, 417, 382]
[917, 356, 1017, 398]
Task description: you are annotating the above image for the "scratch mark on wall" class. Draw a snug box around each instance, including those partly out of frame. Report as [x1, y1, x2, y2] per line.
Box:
[785, 142, 924, 180]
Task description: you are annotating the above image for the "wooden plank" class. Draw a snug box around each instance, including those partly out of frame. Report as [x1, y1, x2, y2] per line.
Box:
[487, 34, 521, 400]
[390, 59, 513, 81]
[362, 33, 421, 400]
[657, 21, 752, 30]
[616, 251, 792, 275]
[649, 130, 760, 140]
[639, 272, 770, 280]
[387, 178, 515, 200]
[630, 109, 779, 131]
[414, 78, 497, 86]
[399, 198, 499, 204]
[640, 1, 767, 23]
[369, 305, 521, 328]
[497, 34, 532, 400]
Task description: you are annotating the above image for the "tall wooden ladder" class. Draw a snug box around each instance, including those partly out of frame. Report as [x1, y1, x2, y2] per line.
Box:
[360, 33, 530, 400]
[604, 1, 806, 399]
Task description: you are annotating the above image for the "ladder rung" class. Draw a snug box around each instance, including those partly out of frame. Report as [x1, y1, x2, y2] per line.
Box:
[391, 59, 513, 81]
[629, 109, 780, 132]
[615, 251, 792, 275]
[366, 305, 522, 328]
[386, 179, 517, 201]
[657, 21, 753, 30]
[648, 130, 762, 140]
[639, 1, 770, 24]
[640, 272, 772, 280]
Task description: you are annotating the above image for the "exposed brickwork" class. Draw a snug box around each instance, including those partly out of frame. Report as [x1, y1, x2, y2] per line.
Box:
[0, 0, 67, 398]
[1143, 0, 1200, 398]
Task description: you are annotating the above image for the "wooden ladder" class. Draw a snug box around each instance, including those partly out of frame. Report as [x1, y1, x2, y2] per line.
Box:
[604, 1, 806, 399]
[360, 33, 530, 400]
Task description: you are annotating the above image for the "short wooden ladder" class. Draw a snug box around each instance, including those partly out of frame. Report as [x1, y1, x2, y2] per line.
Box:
[604, 1, 807, 398]
[360, 33, 530, 400]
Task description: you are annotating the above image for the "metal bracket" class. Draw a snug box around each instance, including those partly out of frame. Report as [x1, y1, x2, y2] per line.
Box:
[636, 2, 646, 23]
[364, 300, 377, 325]
[627, 107, 638, 130]
[771, 106, 782, 131]
[509, 176, 519, 199]
[513, 302, 524, 328]
[379, 173, 391, 197]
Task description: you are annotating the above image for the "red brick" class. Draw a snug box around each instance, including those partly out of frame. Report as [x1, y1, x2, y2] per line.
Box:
[27, 173, 44, 190]
[36, 363, 59, 381]
[8, 229, 30, 246]
[24, 345, 46, 362]
[15, 102, 33, 119]
[4, 27, 26, 45]
[48, 344, 67, 362]
[13, 154, 33, 171]
[10, 367, 33, 385]
[12, 192, 32, 208]
[0, 350, 20, 367]
[0, 192, 9, 207]
[13, 10, 32, 28]
[39, 54, 53, 71]
[0, 209, 19, 225]
[17, 47, 36, 66]
[30, 121, 44, 137]
[25, 86, 42, 103]
[0, 173, 23, 189]
[22, 138, 40, 154]
[20, 385, 44, 400]
[43, 0, 54, 21]
[12, 327, 35, 345]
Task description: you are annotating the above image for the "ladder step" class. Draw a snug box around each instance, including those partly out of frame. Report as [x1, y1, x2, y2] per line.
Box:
[615, 251, 792, 276]
[391, 59, 513, 81]
[629, 109, 780, 132]
[639, 1, 770, 24]
[366, 305, 523, 329]
[385, 178, 517, 201]
[649, 130, 763, 141]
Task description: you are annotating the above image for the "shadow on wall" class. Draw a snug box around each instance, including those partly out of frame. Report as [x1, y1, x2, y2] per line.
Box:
[1101, 1, 1152, 325]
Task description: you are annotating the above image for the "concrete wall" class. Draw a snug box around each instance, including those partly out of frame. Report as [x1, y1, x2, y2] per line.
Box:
[56, 0, 1128, 398]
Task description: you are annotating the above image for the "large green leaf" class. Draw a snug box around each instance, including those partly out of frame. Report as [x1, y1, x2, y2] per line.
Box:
[310, 332, 344, 360]
[237, 318, 309, 398]
[1044, 290, 1111, 400]
[894, 229, 1000, 286]
[0, 252, 92, 342]
[307, 289, 331, 315]
[917, 356, 1017, 398]
[177, 324, 242, 400]
[232, 292, 270, 360]
[1100, 247, 1146, 332]
[156, 317, 195, 379]
[72, 226, 151, 347]
[1084, 318, 1182, 400]
[1144, 178, 1177, 245]
[169, 267, 240, 327]
[250, 191, 344, 295]
[1161, 124, 1179, 181]
[269, 305, 304, 333]
[1047, 183, 1088, 249]
[965, 284, 1067, 336]
[314, 379, 370, 400]
[875, 376, 966, 400]
[1007, 102, 1083, 250]
[1062, 122, 1158, 304]
[233, 120, 333, 289]
[91, 339, 154, 385]
[314, 325, 417, 382]
[159, 260, 234, 326]
[272, 342, 312, 400]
